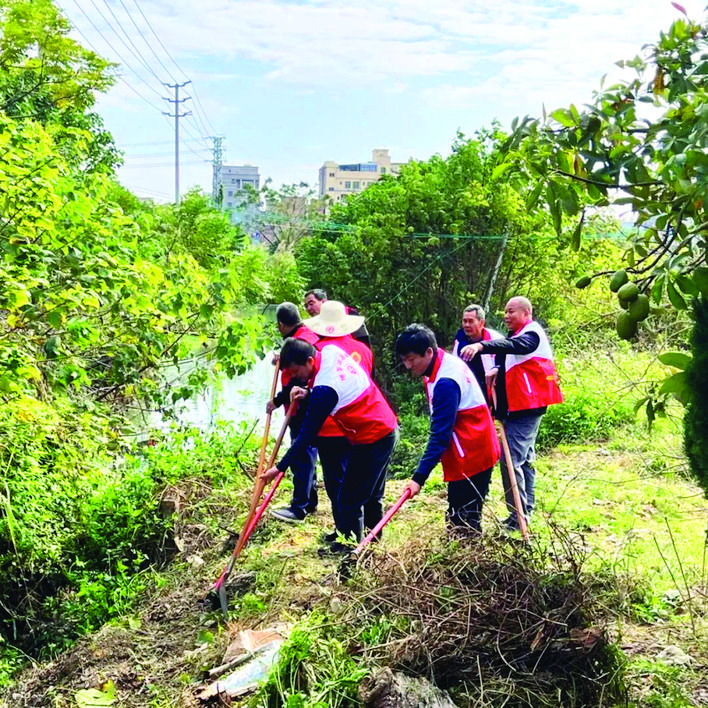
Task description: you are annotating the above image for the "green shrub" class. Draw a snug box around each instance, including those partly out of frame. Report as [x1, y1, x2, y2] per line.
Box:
[684, 296, 708, 496]
[537, 351, 640, 450]
[0, 416, 259, 663]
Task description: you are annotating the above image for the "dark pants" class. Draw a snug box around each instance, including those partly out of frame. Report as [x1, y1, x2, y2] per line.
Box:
[335, 429, 398, 542]
[316, 435, 352, 531]
[499, 412, 543, 522]
[447, 467, 493, 531]
[289, 428, 318, 516]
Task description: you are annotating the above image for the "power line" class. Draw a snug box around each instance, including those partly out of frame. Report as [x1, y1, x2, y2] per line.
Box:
[120, 160, 207, 168]
[120, 138, 208, 147]
[130, 0, 187, 80]
[117, 0, 179, 84]
[69, 0, 163, 100]
[67, 13, 165, 113]
[127, 0, 217, 140]
[191, 84, 218, 136]
[95, 0, 166, 85]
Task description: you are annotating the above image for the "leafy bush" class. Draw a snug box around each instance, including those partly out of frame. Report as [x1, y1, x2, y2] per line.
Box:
[684, 296, 708, 496]
[0, 415, 259, 660]
[536, 351, 640, 450]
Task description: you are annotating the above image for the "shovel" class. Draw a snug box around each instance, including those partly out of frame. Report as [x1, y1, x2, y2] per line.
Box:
[491, 389, 529, 542]
[213, 396, 295, 617]
[338, 487, 412, 580]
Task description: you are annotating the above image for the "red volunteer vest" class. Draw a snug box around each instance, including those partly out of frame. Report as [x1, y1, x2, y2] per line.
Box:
[505, 321, 563, 412]
[310, 344, 396, 445]
[281, 324, 320, 388]
[315, 335, 374, 437]
[424, 350, 500, 482]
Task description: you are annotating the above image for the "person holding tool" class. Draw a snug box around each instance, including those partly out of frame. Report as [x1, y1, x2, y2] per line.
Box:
[265, 302, 321, 523]
[395, 324, 500, 533]
[459, 297, 563, 531]
[260, 333, 398, 553]
[305, 301, 375, 542]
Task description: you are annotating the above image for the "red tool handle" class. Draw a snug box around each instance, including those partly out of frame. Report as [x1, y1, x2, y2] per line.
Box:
[352, 487, 412, 557]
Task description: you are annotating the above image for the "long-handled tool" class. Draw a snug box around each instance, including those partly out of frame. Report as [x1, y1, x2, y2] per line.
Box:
[491, 390, 529, 541]
[339, 487, 412, 580]
[213, 395, 294, 616]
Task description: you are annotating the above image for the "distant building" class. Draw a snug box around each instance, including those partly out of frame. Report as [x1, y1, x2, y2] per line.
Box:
[318, 149, 402, 203]
[217, 164, 260, 225]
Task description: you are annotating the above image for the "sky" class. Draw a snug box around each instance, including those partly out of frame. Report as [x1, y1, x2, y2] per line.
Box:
[55, 0, 705, 203]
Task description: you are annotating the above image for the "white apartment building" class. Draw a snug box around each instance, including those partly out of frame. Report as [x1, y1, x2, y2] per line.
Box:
[318, 149, 402, 203]
[217, 164, 260, 224]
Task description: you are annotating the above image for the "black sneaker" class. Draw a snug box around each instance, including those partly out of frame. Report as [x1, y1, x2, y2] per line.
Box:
[270, 507, 305, 523]
[321, 529, 338, 544]
[317, 541, 354, 558]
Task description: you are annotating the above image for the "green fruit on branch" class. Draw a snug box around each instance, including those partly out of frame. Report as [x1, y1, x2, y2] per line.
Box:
[628, 294, 650, 322]
[617, 281, 639, 304]
[575, 275, 592, 289]
[616, 311, 638, 340]
[610, 270, 629, 292]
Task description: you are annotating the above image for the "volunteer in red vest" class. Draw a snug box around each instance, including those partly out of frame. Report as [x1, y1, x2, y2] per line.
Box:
[261, 334, 398, 552]
[451, 304, 502, 403]
[396, 324, 500, 532]
[461, 296, 563, 530]
[305, 301, 375, 542]
[265, 302, 321, 523]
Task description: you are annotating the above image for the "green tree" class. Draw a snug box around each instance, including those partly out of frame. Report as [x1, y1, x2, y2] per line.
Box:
[501, 10, 708, 491]
[0, 0, 120, 171]
[296, 130, 607, 392]
[502, 11, 708, 318]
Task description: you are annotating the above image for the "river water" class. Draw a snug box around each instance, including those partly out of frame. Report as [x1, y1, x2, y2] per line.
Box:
[137, 354, 284, 438]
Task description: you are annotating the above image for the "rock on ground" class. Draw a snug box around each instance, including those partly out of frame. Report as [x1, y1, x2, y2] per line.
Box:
[359, 668, 458, 708]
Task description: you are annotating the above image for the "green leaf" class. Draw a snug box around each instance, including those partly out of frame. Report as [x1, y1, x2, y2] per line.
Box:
[666, 278, 687, 310]
[570, 211, 585, 251]
[658, 352, 692, 370]
[693, 267, 708, 297]
[526, 180, 544, 210]
[658, 371, 689, 404]
[491, 162, 512, 181]
[675, 273, 697, 296]
[75, 687, 115, 707]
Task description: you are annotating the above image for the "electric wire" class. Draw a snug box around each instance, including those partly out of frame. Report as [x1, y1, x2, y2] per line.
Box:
[93, 0, 165, 85]
[67, 13, 166, 114]
[128, 0, 183, 83]
[128, 0, 215, 139]
[69, 0, 163, 100]
[120, 160, 207, 168]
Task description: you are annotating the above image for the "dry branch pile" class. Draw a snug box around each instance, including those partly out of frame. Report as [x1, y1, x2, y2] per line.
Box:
[337, 529, 625, 707]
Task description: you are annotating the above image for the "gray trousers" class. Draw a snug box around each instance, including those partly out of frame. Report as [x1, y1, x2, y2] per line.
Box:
[499, 412, 543, 521]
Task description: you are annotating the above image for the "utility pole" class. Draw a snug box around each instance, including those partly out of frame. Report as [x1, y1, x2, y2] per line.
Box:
[163, 80, 191, 203]
[211, 136, 225, 205]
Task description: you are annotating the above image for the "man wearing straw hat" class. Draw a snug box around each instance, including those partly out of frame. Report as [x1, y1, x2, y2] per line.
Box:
[396, 324, 500, 533]
[261, 307, 397, 551]
[266, 302, 321, 523]
[306, 301, 375, 542]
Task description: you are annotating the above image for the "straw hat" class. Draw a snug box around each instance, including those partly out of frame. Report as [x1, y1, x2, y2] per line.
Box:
[306, 300, 364, 337]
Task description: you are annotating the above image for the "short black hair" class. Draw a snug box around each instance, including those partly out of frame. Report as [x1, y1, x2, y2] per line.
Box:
[305, 288, 327, 301]
[395, 324, 438, 357]
[280, 337, 317, 367]
[276, 302, 301, 327]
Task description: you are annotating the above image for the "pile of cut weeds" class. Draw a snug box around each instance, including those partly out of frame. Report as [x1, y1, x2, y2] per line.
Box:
[327, 526, 626, 707]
